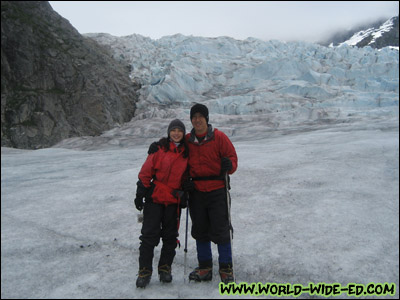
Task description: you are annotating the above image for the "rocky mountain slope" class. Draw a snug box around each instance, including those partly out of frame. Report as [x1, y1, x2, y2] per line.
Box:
[1, 1, 140, 149]
[320, 15, 399, 49]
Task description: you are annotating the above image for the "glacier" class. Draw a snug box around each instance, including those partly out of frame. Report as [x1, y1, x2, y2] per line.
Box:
[2, 121, 398, 298]
[51, 33, 399, 149]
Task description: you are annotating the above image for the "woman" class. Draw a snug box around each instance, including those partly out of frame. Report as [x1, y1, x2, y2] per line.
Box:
[134, 119, 189, 288]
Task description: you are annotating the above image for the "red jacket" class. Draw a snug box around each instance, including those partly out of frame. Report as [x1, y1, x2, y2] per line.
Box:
[186, 125, 238, 192]
[139, 141, 188, 206]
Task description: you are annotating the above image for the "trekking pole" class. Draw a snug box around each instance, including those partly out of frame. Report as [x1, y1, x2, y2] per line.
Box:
[224, 172, 235, 282]
[183, 203, 189, 283]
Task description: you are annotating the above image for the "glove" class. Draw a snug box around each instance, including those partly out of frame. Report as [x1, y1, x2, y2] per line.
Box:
[147, 141, 160, 155]
[173, 190, 188, 209]
[180, 192, 188, 209]
[183, 179, 195, 193]
[135, 197, 144, 211]
[221, 157, 232, 173]
[135, 180, 149, 211]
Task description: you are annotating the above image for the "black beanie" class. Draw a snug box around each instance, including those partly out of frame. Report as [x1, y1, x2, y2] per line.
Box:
[168, 119, 186, 136]
[190, 103, 209, 123]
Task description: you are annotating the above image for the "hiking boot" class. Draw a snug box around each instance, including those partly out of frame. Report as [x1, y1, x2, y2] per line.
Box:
[136, 268, 152, 288]
[219, 264, 234, 284]
[188, 267, 213, 282]
[158, 264, 173, 283]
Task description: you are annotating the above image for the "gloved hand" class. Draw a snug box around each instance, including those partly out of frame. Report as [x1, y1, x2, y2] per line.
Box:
[183, 179, 195, 193]
[221, 157, 232, 173]
[173, 190, 188, 209]
[147, 141, 160, 155]
[135, 180, 149, 211]
[135, 197, 144, 211]
[180, 192, 188, 209]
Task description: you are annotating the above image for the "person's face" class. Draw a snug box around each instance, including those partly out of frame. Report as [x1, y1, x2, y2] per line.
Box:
[169, 128, 184, 143]
[191, 112, 208, 134]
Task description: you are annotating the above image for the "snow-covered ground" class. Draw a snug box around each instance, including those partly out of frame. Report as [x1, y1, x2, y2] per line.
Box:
[1, 115, 398, 299]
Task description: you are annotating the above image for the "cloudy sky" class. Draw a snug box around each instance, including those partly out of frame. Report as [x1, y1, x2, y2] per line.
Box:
[49, 1, 398, 42]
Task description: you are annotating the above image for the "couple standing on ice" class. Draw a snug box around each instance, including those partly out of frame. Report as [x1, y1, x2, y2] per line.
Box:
[134, 103, 238, 288]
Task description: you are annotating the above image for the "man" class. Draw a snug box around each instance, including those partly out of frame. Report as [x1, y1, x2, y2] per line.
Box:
[148, 103, 238, 283]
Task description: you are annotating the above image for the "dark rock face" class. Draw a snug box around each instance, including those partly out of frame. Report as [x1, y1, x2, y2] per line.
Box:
[1, 1, 140, 149]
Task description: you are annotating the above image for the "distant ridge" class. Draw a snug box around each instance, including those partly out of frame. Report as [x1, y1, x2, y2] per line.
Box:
[319, 16, 399, 49]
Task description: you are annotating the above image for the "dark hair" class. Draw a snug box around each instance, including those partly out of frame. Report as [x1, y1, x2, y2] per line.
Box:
[158, 137, 189, 158]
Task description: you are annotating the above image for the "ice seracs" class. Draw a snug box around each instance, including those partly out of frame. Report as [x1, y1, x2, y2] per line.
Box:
[76, 34, 398, 145]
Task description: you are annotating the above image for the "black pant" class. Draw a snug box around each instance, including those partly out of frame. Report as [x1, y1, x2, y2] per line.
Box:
[139, 202, 180, 271]
[188, 188, 230, 245]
